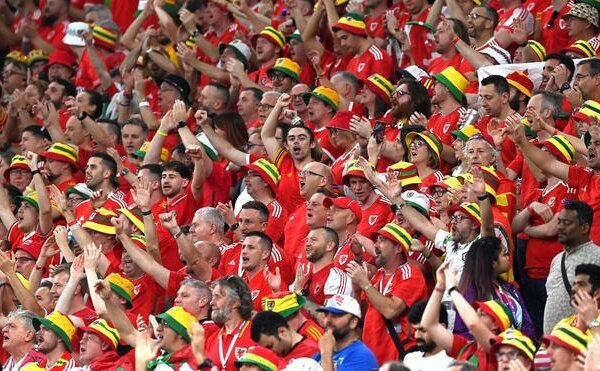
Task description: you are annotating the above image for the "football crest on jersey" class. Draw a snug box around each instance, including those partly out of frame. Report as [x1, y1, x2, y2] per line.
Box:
[548, 197, 555, 207]
[358, 63, 365, 72]
[251, 290, 260, 300]
[370, 22, 378, 32]
[235, 348, 248, 359]
[369, 215, 378, 226]
[314, 284, 322, 294]
[443, 123, 451, 133]
[339, 254, 348, 265]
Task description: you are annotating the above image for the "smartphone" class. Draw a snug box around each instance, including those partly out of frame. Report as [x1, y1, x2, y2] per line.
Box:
[373, 121, 386, 144]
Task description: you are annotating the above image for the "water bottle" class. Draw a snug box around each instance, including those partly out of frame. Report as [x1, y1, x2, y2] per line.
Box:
[460, 108, 480, 129]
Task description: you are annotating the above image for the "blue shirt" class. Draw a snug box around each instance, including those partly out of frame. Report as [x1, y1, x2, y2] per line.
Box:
[314, 340, 378, 370]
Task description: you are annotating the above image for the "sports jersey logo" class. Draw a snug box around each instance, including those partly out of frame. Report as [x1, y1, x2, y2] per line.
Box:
[369, 215, 378, 226]
[559, 19, 566, 29]
[339, 254, 348, 265]
[134, 284, 141, 295]
[228, 260, 235, 265]
[369, 22, 378, 32]
[251, 290, 260, 300]
[265, 300, 275, 310]
[314, 284, 322, 294]
[548, 197, 556, 207]
[235, 347, 248, 359]
[443, 123, 451, 133]
[358, 63, 365, 72]
[261, 77, 268, 86]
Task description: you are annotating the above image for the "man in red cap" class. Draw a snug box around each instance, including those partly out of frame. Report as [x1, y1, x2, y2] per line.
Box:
[324, 196, 365, 270]
[79, 319, 134, 370]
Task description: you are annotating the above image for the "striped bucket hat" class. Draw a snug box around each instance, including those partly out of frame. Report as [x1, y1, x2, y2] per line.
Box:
[118, 204, 145, 233]
[91, 24, 118, 51]
[371, 223, 413, 251]
[473, 300, 515, 332]
[506, 71, 533, 98]
[477, 165, 500, 200]
[433, 66, 469, 102]
[543, 135, 575, 164]
[302, 86, 340, 111]
[405, 130, 443, 167]
[252, 26, 286, 49]
[4, 155, 31, 181]
[563, 40, 596, 58]
[6, 50, 28, 64]
[268, 58, 301, 82]
[448, 202, 481, 226]
[332, 13, 367, 36]
[41, 142, 78, 168]
[542, 323, 592, 355]
[18, 191, 40, 210]
[81, 319, 120, 350]
[342, 159, 375, 186]
[33, 311, 77, 352]
[363, 74, 394, 105]
[130, 234, 147, 250]
[491, 329, 537, 361]
[526, 40, 547, 62]
[156, 306, 198, 343]
[245, 158, 281, 193]
[387, 161, 422, 189]
[262, 291, 306, 318]
[27, 50, 48, 65]
[451, 125, 482, 142]
[573, 99, 600, 124]
[429, 176, 463, 193]
[83, 208, 118, 235]
[106, 273, 134, 309]
[234, 346, 286, 371]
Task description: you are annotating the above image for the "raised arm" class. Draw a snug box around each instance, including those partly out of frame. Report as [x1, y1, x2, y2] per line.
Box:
[421, 262, 454, 351]
[195, 113, 250, 166]
[121, 0, 155, 50]
[471, 168, 494, 237]
[261, 93, 290, 160]
[0, 250, 44, 316]
[301, 1, 326, 55]
[25, 152, 52, 236]
[187, 144, 206, 201]
[0, 185, 17, 230]
[54, 255, 86, 326]
[130, 178, 162, 264]
[83, 243, 108, 317]
[95, 280, 137, 346]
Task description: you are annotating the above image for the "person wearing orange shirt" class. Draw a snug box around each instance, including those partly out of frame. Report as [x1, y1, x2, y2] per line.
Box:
[347, 223, 427, 364]
[331, 14, 394, 80]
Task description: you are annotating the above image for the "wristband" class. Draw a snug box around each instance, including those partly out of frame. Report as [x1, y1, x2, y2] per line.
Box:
[173, 230, 183, 239]
[448, 286, 459, 296]
[477, 194, 488, 201]
[141, 210, 153, 216]
[177, 120, 187, 129]
[77, 112, 89, 121]
[31, 169, 40, 176]
[139, 101, 150, 108]
[434, 286, 444, 293]
[157, 130, 168, 137]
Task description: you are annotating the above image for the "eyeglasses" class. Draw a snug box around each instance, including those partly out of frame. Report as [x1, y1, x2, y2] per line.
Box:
[409, 138, 426, 149]
[468, 13, 491, 20]
[392, 89, 410, 98]
[269, 71, 289, 82]
[495, 350, 519, 361]
[450, 214, 469, 223]
[431, 188, 448, 197]
[575, 74, 590, 81]
[299, 170, 324, 178]
[9, 169, 31, 176]
[15, 256, 36, 264]
[257, 103, 275, 111]
[244, 142, 265, 150]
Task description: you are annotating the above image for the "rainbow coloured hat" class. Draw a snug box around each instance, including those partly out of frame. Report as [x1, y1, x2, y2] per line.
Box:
[543, 135, 575, 164]
[477, 165, 500, 200]
[433, 66, 469, 102]
[342, 159, 374, 186]
[83, 208, 118, 235]
[526, 40, 547, 61]
[156, 306, 197, 343]
[429, 176, 463, 193]
[563, 40, 596, 58]
[490, 329, 537, 360]
[118, 204, 145, 233]
[234, 346, 286, 371]
[542, 323, 592, 355]
[506, 71, 533, 98]
[6, 50, 28, 64]
[387, 161, 422, 188]
[245, 158, 281, 193]
[41, 142, 78, 168]
[448, 202, 481, 226]
[302, 86, 340, 111]
[332, 13, 367, 36]
[106, 273, 134, 309]
[81, 319, 120, 350]
[268, 58, 300, 82]
[473, 300, 515, 332]
[262, 291, 306, 318]
[133, 141, 171, 162]
[27, 50, 48, 65]
[371, 223, 412, 251]
[33, 311, 77, 352]
[573, 100, 600, 124]
[252, 26, 286, 49]
[18, 191, 40, 211]
[91, 23, 118, 51]
[4, 155, 31, 181]
[363, 74, 394, 105]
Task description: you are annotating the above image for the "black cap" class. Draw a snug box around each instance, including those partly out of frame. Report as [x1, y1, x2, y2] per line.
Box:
[162, 74, 191, 105]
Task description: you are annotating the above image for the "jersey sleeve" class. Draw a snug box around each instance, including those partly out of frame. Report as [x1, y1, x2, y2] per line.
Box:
[434, 230, 451, 252]
[324, 268, 353, 298]
[567, 165, 593, 190]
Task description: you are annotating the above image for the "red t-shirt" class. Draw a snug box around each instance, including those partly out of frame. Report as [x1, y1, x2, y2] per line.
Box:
[202, 160, 233, 207]
[396, 9, 436, 68]
[420, 171, 446, 195]
[538, 2, 572, 54]
[362, 262, 427, 364]
[283, 203, 310, 261]
[568, 165, 600, 245]
[206, 320, 255, 371]
[314, 126, 345, 161]
[219, 242, 293, 284]
[476, 115, 518, 166]
[449, 335, 493, 370]
[244, 269, 283, 311]
[285, 337, 320, 361]
[130, 274, 167, 318]
[273, 149, 304, 214]
[265, 199, 288, 246]
[301, 263, 351, 305]
[507, 145, 542, 207]
[248, 63, 274, 90]
[427, 107, 466, 146]
[356, 195, 394, 238]
[345, 45, 394, 80]
[427, 53, 465, 76]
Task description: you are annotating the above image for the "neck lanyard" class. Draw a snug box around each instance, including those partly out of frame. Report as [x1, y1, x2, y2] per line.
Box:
[219, 320, 247, 369]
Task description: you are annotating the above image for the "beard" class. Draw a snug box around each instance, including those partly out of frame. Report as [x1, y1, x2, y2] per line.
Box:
[212, 306, 232, 324]
[374, 254, 387, 268]
[41, 14, 59, 27]
[415, 338, 437, 353]
[508, 94, 521, 113]
[306, 249, 325, 263]
[329, 325, 351, 341]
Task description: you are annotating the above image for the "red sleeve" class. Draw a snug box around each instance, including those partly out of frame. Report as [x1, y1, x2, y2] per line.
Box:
[7, 223, 23, 248]
[167, 269, 186, 298]
[389, 267, 426, 307]
[449, 334, 471, 358]
[507, 152, 523, 174]
[567, 165, 593, 190]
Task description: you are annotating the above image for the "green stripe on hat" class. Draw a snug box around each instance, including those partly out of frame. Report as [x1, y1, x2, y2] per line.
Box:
[406, 20, 435, 32]
[254, 159, 281, 184]
[238, 353, 277, 371]
[574, 40, 595, 57]
[485, 300, 514, 331]
[382, 223, 412, 250]
[433, 66, 468, 102]
[260, 26, 286, 48]
[527, 40, 547, 61]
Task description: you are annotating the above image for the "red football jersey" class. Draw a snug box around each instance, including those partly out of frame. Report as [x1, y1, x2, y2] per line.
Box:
[345, 45, 394, 80]
[273, 149, 304, 214]
[206, 320, 256, 371]
[356, 195, 394, 238]
[427, 107, 466, 146]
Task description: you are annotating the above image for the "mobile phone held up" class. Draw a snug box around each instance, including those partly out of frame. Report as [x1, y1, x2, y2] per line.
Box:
[372, 121, 386, 144]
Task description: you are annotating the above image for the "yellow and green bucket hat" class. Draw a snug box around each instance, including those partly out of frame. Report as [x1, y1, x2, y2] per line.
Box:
[371, 223, 413, 251]
[543, 135, 575, 164]
[268, 58, 301, 82]
[33, 311, 77, 352]
[542, 323, 592, 355]
[433, 66, 469, 102]
[302, 86, 340, 111]
[262, 291, 306, 318]
[106, 273, 135, 309]
[156, 306, 197, 343]
[245, 158, 281, 193]
[332, 13, 367, 36]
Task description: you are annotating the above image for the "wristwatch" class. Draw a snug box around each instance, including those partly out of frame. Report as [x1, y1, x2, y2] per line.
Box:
[560, 82, 571, 93]
[588, 318, 600, 329]
[177, 120, 187, 129]
[230, 222, 239, 231]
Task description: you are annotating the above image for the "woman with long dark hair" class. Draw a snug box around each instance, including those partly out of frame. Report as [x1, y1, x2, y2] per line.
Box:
[453, 236, 535, 340]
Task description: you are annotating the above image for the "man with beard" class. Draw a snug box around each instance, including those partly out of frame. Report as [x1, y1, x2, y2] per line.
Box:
[403, 300, 453, 369]
[290, 227, 352, 306]
[237, 88, 262, 130]
[347, 223, 427, 365]
[314, 294, 378, 370]
[427, 18, 471, 75]
[267, 58, 300, 94]
[250, 311, 319, 362]
[21, 0, 70, 52]
[262, 93, 315, 213]
[40, 142, 78, 192]
[33, 311, 77, 370]
[198, 83, 231, 115]
[205, 276, 256, 371]
[506, 71, 534, 117]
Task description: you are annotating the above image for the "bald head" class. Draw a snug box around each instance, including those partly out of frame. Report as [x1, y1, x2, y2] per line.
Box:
[300, 162, 333, 199]
[195, 241, 221, 268]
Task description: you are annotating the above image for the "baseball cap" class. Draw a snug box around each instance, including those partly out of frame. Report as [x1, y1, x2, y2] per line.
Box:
[323, 196, 362, 223]
[317, 294, 361, 318]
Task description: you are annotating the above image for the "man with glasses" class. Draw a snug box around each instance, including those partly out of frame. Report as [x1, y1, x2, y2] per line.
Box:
[290, 83, 311, 122]
[1, 60, 27, 95]
[571, 58, 600, 105]
[267, 58, 300, 94]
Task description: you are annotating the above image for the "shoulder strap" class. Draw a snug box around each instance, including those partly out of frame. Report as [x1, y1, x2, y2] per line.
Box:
[382, 315, 406, 360]
[561, 253, 572, 294]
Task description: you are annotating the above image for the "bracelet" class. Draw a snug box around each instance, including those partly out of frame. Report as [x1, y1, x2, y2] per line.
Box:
[477, 194, 488, 201]
[157, 130, 168, 137]
[434, 286, 444, 293]
[139, 101, 150, 108]
[448, 286, 459, 296]
[173, 230, 183, 239]
[551, 128, 559, 136]
[31, 169, 40, 176]
[141, 210, 153, 216]
[362, 284, 373, 291]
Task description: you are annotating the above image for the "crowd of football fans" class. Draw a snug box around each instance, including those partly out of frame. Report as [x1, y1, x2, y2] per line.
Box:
[2, 0, 600, 370]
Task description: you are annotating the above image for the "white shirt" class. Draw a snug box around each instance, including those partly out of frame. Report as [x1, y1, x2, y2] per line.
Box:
[403, 350, 454, 371]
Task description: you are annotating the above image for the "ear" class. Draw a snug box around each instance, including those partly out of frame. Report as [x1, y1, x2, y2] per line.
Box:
[24, 330, 35, 343]
[181, 178, 190, 188]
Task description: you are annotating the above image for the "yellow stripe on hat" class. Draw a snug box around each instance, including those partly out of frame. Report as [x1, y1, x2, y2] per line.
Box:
[497, 329, 537, 360]
[527, 40, 547, 61]
[546, 135, 575, 163]
[10, 155, 28, 166]
[312, 86, 340, 110]
[88, 319, 120, 349]
[260, 26, 286, 48]
[254, 158, 281, 184]
[434, 66, 469, 102]
[241, 353, 277, 371]
[368, 74, 394, 97]
[484, 300, 514, 331]
[571, 40, 596, 57]
[462, 202, 481, 224]
[48, 143, 78, 163]
[549, 324, 591, 354]
[380, 223, 412, 250]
